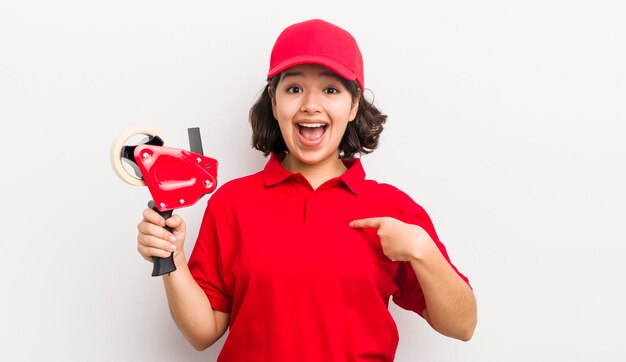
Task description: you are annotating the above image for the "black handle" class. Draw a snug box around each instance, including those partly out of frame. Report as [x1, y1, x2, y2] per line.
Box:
[148, 201, 177, 277]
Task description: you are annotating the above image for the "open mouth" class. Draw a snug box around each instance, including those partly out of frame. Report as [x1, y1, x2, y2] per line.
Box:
[297, 123, 328, 141]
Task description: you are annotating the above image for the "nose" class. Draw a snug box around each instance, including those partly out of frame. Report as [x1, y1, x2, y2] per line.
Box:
[300, 90, 322, 114]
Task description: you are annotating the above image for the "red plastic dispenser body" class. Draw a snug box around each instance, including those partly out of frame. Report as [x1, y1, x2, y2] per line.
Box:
[133, 144, 218, 212]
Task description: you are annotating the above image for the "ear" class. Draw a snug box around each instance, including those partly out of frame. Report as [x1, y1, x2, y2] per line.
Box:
[349, 96, 360, 122]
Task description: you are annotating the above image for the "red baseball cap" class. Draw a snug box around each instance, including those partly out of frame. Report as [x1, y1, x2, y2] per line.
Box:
[267, 19, 364, 90]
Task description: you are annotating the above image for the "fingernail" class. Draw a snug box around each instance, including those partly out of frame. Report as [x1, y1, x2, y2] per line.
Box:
[169, 236, 176, 243]
[169, 244, 176, 251]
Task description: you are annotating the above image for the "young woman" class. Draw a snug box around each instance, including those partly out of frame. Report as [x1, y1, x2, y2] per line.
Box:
[136, 19, 477, 361]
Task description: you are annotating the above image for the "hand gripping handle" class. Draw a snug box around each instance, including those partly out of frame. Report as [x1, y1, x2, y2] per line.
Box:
[148, 201, 177, 276]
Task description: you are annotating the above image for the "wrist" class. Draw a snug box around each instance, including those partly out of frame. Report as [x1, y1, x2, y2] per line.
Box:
[173, 251, 188, 266]
[161, 253, 189, 280]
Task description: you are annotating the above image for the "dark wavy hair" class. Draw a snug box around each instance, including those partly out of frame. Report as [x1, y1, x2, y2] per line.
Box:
[249, 75, 387, 158]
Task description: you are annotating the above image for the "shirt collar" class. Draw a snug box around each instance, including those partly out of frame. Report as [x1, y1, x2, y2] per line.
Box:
[263, 153, 365, 195]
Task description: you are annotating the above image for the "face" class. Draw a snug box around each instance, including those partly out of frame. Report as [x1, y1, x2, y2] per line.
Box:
[271, 64, 359, 170]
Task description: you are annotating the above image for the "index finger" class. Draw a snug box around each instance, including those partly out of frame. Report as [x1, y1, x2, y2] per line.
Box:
[142, 208, 166, 226]
[350, 217, 385, 229]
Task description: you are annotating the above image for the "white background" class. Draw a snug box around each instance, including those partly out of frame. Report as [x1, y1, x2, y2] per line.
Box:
[1, 1, 625, 361]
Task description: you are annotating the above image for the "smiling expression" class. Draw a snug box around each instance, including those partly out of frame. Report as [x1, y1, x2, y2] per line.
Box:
[271, 64, 359, 172]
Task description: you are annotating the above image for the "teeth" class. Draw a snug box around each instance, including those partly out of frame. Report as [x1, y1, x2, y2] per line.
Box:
[298, 123, 325, 128]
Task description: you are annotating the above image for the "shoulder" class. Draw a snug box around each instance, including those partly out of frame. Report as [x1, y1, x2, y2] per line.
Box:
[217, 170, 264, 195]
[206, 170, 264, 209]
[360, 180, 430, 221]
[362, 180, 422, 207]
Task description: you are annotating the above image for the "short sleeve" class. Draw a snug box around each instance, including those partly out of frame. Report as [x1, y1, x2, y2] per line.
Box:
[188, 199, 232, 313]
[391, 195, 470, 317]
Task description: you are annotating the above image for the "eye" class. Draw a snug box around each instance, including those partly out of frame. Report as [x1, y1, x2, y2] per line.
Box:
[324, 87, 340, 94]
[286, 86, 302, 94]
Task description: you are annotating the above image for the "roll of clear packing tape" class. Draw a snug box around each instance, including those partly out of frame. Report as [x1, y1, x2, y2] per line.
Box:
[110, 127, 166, 186]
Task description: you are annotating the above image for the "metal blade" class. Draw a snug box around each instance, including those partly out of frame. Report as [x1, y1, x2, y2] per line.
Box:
[187, 127, 204, 155]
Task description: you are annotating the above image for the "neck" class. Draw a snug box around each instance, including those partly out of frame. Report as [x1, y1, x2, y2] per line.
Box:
[282, 154, 347, 189]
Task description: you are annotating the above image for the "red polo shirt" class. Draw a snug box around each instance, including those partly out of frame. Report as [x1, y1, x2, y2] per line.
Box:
[188, 154, 469, 361]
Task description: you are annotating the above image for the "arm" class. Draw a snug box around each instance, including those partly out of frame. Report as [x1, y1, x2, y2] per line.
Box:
[138, 209, 230, 350]
[350, 217, 477, 341]
[409, 241, 476, 341]
[162, 254, 230, 350]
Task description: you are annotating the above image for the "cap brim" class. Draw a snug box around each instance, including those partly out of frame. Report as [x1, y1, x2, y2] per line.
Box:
[267, 55, 357, 83]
